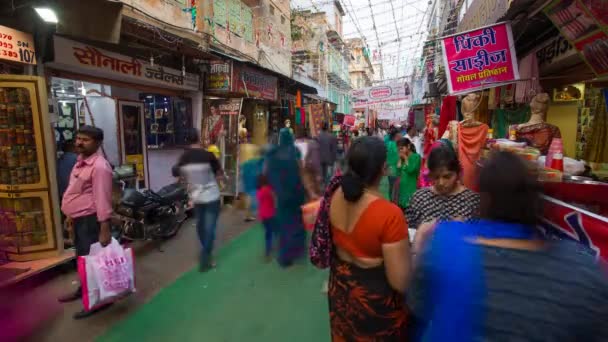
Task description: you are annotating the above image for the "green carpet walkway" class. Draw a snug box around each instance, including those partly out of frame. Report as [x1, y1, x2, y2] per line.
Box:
[99, 226, 330, 342]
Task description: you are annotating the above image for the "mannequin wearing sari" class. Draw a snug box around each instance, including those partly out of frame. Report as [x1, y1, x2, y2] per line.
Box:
[442, 93, 488, 190]
[512, 93, 561, 155]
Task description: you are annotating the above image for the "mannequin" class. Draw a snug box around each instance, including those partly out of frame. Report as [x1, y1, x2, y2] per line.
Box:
[238, 115, 248, 144]
[442, 93, 488, 190]
[513, 93, 561, 155]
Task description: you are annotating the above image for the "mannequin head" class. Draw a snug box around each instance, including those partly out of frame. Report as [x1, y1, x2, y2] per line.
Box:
[461, 93, 481, 119]
[529, 93, 550, 119]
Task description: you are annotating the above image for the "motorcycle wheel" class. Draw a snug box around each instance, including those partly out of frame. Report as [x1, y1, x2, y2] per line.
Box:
[160, 203, 188, 239]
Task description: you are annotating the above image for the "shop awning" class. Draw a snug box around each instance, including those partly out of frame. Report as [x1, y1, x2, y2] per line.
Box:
[304, 93, 337, 104]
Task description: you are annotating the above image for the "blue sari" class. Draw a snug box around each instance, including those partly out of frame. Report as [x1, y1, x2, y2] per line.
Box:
[416, 220, 535, 341]
[264, 128, 307, 266]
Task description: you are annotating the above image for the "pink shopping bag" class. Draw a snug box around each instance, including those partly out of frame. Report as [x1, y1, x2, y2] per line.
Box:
[77, 238, 135, 311]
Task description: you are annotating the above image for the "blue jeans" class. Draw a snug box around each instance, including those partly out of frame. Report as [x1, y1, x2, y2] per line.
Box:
[194, 200, 221, 267]
[262, 217, 276, 256]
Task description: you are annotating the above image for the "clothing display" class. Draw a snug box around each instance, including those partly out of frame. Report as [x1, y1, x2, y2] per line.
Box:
[514, 93, 560, 155]
[439, 96, 457, 138]
[515, 122, 562, 155]
[405, 187, 480, 230]
[458, 123, 488, 190]
[584, 89, 608, 163]
[491, 107, 530, 139]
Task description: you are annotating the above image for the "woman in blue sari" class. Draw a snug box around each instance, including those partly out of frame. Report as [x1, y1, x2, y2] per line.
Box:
[264, 128, 307, 267]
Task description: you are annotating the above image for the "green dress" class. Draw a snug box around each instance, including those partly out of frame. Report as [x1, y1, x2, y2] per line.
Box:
[386, 140, 399, 177]
[397, 153, 421, 208]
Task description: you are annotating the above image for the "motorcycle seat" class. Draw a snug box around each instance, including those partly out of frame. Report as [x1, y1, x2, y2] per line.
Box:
[155, 183, 186, 202]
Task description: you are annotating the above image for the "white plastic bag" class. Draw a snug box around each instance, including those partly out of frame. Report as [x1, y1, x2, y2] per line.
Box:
[77, 238, 135, 311]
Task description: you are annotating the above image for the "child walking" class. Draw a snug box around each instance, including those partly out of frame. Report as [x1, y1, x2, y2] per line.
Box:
[256, 174, 276, 260]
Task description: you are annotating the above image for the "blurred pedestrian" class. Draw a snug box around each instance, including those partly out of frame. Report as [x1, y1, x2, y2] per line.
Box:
[409, 151, 608, 341]
[385, 127, 401, 202]
[295, 130, 322, 198]
[405, 125, 422, 158]
[396, 138, 421, 211]
[240, 144, 263, 222]
[406, 145, 479, 230]
[58, 126, 113, 319]
[264, 128, 308, 267]
[256, 174, 276, 261]
[175, 129, 223, 272]
[317, 122, 338, 185]
[312, 136, 411, 340]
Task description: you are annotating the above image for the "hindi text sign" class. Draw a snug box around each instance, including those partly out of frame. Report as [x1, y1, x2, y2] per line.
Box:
[207, 61, 232, 91]
[441, 22, 519, 95]
[351, 82, 412, 108]
[232, 64, 278, 101]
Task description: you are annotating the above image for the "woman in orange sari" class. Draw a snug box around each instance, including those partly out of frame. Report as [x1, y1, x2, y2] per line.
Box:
[312, 137, 411, 341]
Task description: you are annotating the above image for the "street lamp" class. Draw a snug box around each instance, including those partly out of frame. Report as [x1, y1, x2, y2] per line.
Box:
[34, 7, 58, 23]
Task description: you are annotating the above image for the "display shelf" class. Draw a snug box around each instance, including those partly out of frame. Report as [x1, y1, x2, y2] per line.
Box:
[0, 82, 48, 191]
[0, 191, 57, 258]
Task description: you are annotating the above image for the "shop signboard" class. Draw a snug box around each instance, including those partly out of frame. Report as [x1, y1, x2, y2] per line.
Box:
[540, 195, 608, 261]
[232, 64, 278, 101]
[441, 22, 520, 95]
[544, 0, 608, 77]
[207, 61, 232, 91]
[0, 25, 36, 65]
[536, 34, 576, 73]
[351, 82, 412, 108]
[49, 36, 200, 91]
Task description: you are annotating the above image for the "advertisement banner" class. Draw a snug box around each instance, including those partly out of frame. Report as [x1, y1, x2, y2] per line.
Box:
[441, 22, 520, 95]
[342, 115, 356, 127]
[540, 196, 608, 261]
[207, 61, 232, 91]
[0, 25, 36, 65]
[232, 64, 278, 101]
[351, 82, 412, 108]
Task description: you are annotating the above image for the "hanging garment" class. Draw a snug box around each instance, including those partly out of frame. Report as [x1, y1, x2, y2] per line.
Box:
[439, 96, 457, 138]
[492, 106, 531, 139]
[515, 53, 542, 104]
[458, 123, 488, 191]
[584, 89, 608, 163]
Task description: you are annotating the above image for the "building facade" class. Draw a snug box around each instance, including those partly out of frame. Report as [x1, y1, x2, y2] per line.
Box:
[346, 38, 374, 89]
[291, 1, 352, 114]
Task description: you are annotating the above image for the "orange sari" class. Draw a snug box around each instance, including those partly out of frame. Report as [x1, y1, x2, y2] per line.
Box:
[458, 123, 488, 191]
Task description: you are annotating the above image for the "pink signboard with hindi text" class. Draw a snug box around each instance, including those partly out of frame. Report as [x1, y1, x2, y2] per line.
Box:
[441, 22, 519, 95]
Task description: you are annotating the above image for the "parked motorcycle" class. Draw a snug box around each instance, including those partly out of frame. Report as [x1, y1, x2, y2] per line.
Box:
[111, 166, 189, 243]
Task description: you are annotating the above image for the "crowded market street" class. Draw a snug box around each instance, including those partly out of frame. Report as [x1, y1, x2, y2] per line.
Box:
[2, 0, 608, 341]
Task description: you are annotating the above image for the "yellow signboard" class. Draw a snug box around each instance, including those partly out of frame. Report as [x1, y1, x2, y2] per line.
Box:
[0, 25, 36, 65]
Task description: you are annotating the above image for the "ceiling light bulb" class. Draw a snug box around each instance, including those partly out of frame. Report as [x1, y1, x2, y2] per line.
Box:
[34, 8, 58, 23]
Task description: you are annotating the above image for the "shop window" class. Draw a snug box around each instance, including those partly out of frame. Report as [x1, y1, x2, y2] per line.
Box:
[141, 94, 193, 149]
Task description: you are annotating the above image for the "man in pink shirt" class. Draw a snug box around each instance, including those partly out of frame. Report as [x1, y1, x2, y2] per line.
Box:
[58, 126, 113, 319]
